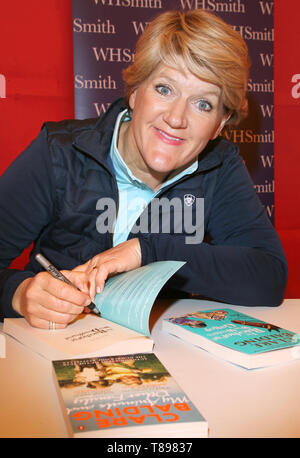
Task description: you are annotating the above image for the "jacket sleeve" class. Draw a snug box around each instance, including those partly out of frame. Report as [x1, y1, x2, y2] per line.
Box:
[0, 127, 55, 319]
[138, 146, 288, 306]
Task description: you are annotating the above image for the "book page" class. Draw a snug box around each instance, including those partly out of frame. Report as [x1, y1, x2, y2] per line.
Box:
[94, 261, 185, 336]
[3, 313, 153, 360]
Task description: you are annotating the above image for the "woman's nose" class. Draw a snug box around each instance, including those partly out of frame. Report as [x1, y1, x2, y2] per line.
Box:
[163, 98, 188, 129]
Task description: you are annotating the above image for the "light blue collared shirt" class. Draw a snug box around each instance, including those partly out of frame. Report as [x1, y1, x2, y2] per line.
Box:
[110, 110, 198, 246]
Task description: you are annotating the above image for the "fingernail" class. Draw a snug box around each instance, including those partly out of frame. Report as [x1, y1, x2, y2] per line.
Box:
[96, 286, 101, 294]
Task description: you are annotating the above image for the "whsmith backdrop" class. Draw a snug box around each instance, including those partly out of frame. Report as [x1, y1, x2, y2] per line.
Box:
[72, 0, 274, 221]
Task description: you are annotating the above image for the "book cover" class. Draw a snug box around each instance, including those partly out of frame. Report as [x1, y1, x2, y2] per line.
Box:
[94, 260, 185, 336]
[52, 352, 208, 438]
[3, 261, 184, 360]
[163, 308, 300, 369]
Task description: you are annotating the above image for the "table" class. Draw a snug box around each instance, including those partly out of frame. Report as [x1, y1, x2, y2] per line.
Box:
[0, 298, 300, 438]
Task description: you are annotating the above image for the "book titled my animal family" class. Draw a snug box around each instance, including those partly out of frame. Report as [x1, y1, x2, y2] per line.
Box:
[52, 352, 208, 438]
[3, 261, 185, 360]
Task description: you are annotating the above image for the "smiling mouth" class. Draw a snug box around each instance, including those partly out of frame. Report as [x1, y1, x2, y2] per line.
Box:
[155, 128, 184, 143]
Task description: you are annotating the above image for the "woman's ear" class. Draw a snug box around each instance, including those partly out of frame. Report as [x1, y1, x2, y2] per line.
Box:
[212, 112, 232, 140]
[129, 89, 137, 110]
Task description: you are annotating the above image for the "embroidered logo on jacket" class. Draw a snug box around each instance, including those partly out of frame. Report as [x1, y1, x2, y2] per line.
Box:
[184, 194, 196, 206]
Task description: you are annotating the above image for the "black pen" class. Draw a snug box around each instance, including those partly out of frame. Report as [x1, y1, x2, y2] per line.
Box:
[35, 253, 101, 316]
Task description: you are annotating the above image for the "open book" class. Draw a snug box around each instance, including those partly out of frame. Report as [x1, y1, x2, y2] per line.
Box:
[3, 261, 184, 360]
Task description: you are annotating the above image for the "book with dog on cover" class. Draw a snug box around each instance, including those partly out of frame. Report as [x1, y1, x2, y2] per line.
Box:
[52, 352, 208, 438]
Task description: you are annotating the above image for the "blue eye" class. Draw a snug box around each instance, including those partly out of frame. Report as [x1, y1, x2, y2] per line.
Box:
[196, 99, 212, 112]
[155, 84, 171, 96]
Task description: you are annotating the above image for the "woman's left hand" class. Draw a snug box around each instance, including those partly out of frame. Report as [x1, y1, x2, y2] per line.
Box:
[74, 238, 142, 300]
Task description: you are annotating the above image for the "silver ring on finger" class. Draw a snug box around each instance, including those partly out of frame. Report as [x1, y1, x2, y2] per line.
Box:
[49, 321, 56, 330]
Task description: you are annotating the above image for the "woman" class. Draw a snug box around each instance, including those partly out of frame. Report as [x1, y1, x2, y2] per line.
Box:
[0, 10, 287, 329]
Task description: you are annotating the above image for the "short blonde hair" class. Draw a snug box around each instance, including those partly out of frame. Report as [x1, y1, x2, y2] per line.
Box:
[123, 9, 250, 125]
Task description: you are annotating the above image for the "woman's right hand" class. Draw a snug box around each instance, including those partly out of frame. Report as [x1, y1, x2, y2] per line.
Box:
[11, 270, 92, 329]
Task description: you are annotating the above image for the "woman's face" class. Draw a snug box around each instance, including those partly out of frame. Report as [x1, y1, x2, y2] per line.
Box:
[126, 62, 228, 182]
